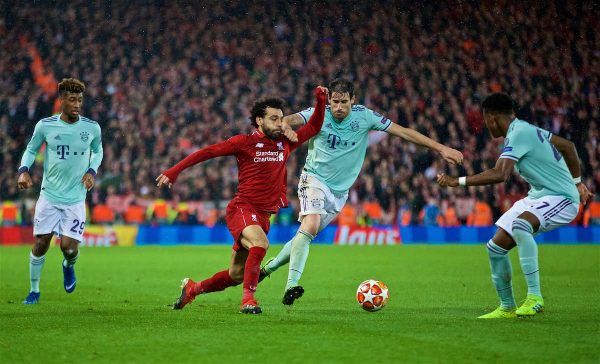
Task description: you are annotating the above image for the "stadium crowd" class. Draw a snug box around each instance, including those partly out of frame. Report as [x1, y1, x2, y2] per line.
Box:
[1, 1, 599, 227]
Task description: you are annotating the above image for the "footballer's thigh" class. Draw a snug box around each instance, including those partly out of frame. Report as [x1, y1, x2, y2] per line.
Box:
[496, 196, 578, 239]
[297, 174, 327, 220]
[32, 233, 54, 256]
[297, 173, 347, 234]
[32, 196, 60, 255]
[33, 195, 61, 238]
[239, 225, 269, 250]
[523, 196, 579, 233]
[58, 200, 87, 242]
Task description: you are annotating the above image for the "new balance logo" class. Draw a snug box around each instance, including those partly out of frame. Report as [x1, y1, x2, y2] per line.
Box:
[277, 142, 284, 150]
[255, 143, 264, 148]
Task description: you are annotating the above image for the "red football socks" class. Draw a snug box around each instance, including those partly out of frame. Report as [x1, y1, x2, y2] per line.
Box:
[242, 246, 266, 304]
[193, 269, 239, 296]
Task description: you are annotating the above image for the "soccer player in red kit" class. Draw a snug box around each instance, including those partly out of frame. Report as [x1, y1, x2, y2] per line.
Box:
[156, 86, 328, 314]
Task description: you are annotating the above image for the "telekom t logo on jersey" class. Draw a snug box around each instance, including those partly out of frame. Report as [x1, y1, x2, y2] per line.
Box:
[57, 145, 70, 160]
[327, 134, 341, 149]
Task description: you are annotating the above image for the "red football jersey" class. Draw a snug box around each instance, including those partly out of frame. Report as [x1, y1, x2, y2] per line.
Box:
[163, 92, 326, 213]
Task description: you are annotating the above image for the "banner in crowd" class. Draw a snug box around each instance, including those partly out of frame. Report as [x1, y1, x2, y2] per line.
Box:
[0, 225, 138, 246]
[1, 225, 599, 245]
[76, 225, 138, 247]
[334, 225, 401, 245]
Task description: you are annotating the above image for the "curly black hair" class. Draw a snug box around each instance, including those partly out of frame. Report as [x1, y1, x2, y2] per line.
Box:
[249, 97, 285, 128]
[481, 93, 517, 115]
[58, 78, 86, 96]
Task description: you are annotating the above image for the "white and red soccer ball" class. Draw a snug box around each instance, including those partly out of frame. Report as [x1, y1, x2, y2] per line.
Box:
[356, 279, 389, 312]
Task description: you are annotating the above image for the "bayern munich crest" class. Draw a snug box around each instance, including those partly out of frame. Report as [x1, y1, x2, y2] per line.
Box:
[80, 131, 89, 142]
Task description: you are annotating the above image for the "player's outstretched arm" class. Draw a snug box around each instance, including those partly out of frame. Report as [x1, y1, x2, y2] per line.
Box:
[156, 137, 241, 189]
[437, 157, 515, 188]
[385, 123, 463, 165]
[281, 114, 305, 143]
[550, 135, 594, 205]
[292, 86, 328, 147]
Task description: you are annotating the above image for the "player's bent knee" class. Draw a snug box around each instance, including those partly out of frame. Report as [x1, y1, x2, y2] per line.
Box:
[301, 214, 320, 236]
[492, 228, 515, 250]
[512, 218, 535, 237]
[228, 266, 244, 282]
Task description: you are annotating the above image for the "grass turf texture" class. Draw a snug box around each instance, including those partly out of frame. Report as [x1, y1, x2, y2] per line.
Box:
[1, 245, 598, 363]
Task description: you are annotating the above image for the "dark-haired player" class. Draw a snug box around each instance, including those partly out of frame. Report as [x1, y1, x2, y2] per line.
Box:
[18, 78, 103, 304]
[157, 86, 328, 314]
[437, 93, 593, 318]
[262, 78, 464, 305]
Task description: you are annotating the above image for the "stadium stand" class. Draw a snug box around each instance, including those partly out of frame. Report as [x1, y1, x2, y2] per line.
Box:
[1, 1, 598, 226]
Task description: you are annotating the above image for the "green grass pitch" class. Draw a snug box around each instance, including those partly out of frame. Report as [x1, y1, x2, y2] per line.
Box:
[1, 245, 599, 363]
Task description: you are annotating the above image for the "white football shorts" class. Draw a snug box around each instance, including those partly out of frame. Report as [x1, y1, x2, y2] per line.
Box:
[496, 195, 579, 237]
[297, 172, 348, 232]
[33, 195, 86, 241]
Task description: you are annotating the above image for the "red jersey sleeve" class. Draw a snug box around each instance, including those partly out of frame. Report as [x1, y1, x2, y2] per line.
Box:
[290, 87, 327, 151]
[163, 135, 245, 183]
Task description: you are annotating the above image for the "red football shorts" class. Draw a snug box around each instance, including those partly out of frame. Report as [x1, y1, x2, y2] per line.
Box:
[226, 202, 271, 251]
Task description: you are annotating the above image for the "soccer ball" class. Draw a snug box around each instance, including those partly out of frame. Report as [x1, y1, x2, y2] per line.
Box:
[356, 279, 389, 312]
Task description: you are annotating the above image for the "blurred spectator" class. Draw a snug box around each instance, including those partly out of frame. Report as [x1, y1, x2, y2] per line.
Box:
[338, 203, 359, 227]
[421, 198, 441, 226]
[124, 203, 145, 224]
[0, 201, 22, 226]
[92, 203, 115, 225]
[397, 198, 412, 227]
[467, 193, 494, 227]
[583, 196, 600, 227]
[146, 199, 170, 224]
[362, 197, 384, 225]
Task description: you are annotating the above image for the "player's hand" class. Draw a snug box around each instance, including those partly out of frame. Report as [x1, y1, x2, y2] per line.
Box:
[156, 174, 173, 189]
[17, 172, 33, 190]
[437, 173, 459, 187]
[577, 183, 594, 205]
[81, 173, 95, 191]
[315, 86, 329, 102]
[439, 147, 463, 165]
[283, 123, 298, 143]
